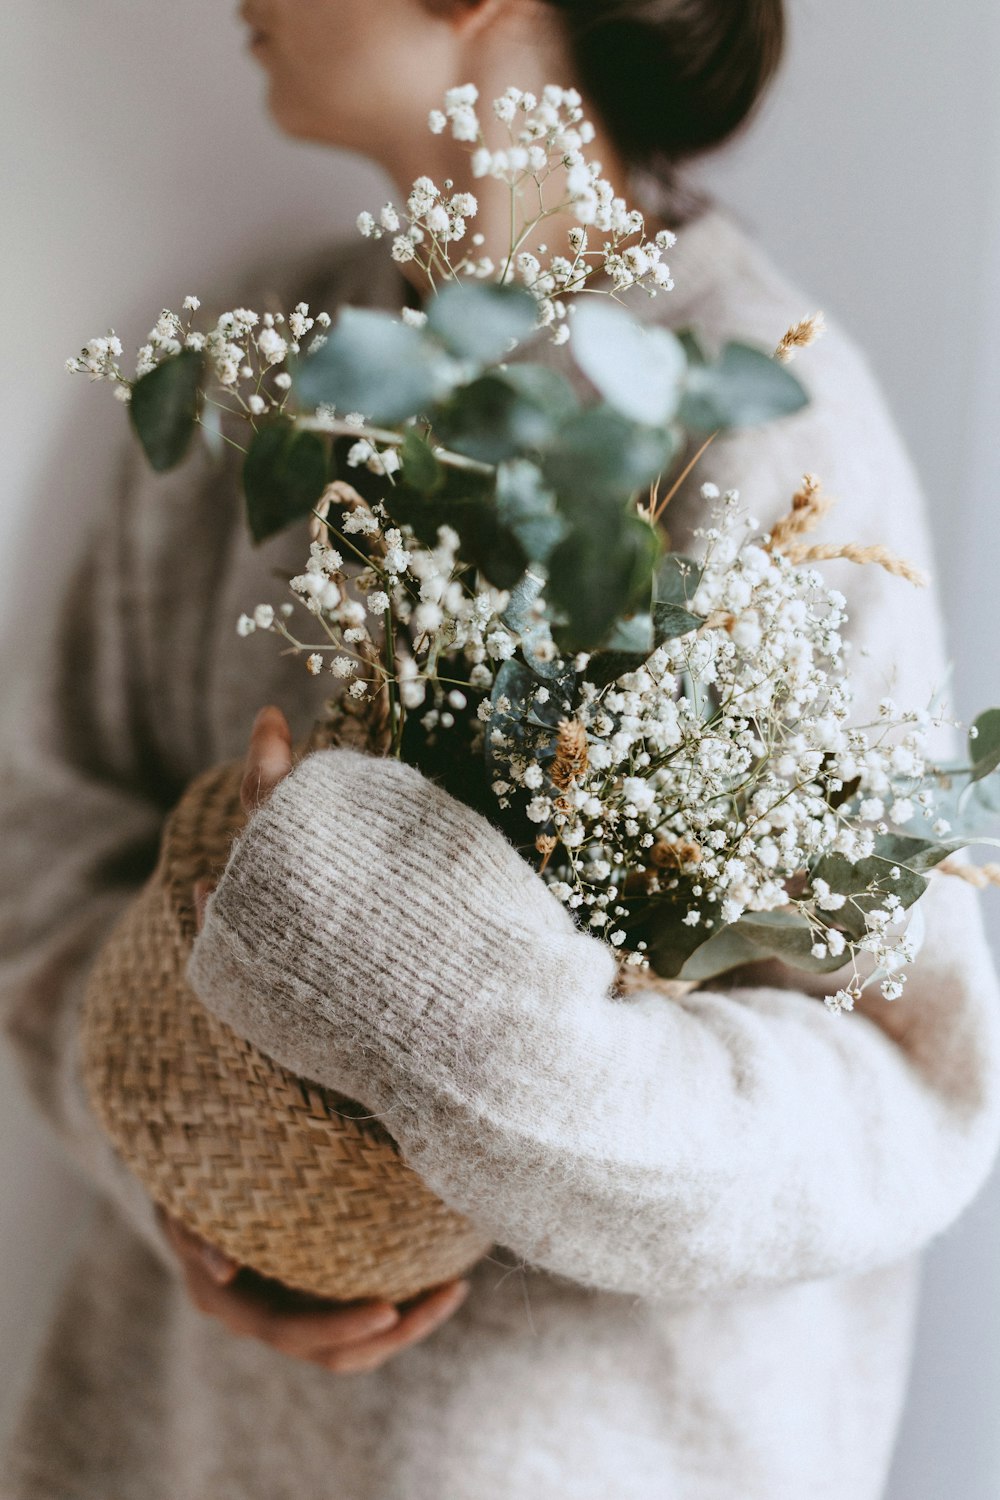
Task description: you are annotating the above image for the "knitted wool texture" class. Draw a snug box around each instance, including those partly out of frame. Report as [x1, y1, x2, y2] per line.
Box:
[3, 206, 1000, 1500]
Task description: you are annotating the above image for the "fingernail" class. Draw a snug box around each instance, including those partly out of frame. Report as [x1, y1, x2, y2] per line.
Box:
[199, 1243, 237, 1283]
[370, 1305, 400, 1332]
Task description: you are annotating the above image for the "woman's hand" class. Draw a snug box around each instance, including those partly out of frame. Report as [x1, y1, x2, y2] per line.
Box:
[156, 1207, 469, 1372]
[180, 705, 471, 1371]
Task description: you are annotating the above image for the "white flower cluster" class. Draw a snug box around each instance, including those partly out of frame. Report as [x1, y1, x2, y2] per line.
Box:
[68, 299, 331, 414]
[240, 483, 511, 726]
[486, 486, 952, 1004]
[356, 82, 675, 338]
[358, 182, 480, 272]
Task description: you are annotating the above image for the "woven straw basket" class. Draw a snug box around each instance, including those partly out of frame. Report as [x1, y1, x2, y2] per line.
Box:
[80, 756, 492, 1304]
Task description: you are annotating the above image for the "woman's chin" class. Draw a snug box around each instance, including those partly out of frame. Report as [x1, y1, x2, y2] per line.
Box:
[263, 81, 314, 141]
[264, 85, 356, 148]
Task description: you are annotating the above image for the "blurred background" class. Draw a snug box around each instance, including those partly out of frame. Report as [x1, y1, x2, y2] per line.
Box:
[2, 2, 998, 1492]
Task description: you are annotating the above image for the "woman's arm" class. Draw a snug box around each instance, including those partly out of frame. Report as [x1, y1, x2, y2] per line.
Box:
[0, 451, 186, 1272]
[188, 743, 1000, 1301]
[188, 310, 1000, 1301]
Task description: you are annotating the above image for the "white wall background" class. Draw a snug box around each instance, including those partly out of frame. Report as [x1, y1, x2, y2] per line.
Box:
[2, 2, 998, 1493]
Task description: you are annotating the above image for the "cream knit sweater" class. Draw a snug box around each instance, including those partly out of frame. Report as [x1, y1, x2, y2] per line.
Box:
[3, 204, 1000, 1500]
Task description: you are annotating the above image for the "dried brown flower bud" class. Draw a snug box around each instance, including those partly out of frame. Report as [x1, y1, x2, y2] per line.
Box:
[551, 719, 590, 790]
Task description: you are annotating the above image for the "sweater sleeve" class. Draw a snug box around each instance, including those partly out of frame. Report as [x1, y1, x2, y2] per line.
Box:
[0, 447, 217, 1275]
[187, 308, 1000, 1301]
[187, 747, 1000, 1300]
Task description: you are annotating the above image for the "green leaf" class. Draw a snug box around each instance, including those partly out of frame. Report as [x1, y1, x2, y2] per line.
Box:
[495, 460, 568, 564]
[485, 658, 547, 779]
[388, 468, 527, 590]
[583, 651, 652, 689]
[243, 419, 329, 544]
[653, 600, 705, 642]
[676, 924, 764, 981]
[809, 853, 927, 940]
[639, 901, 719, 980]
[542, 407, 677, 507]
[871, 833, 962, 872]
[129, 350, 204, 472]
[435, 373, 560, 465]
[500, 364, 581, 423]
[501, 570, 544, 634]
[426, 281, 539, 363]
[678, 909, 853, 982]
[679, 342, 809, 431]
[292, 307, 458, 425]
[400, 428, 444, 492]
[969, 709, 1000, 783]
[604, 614, 654, 654]
[964, 771, 1000, 819]
[548, 512, 661, 651]
[569, 300, 686, 425]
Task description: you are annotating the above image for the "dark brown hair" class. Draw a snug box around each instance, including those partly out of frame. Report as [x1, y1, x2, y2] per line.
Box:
[545, 0, 785, 173]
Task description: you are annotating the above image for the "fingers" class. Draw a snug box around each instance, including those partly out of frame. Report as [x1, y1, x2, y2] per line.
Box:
[157, 1208, 405, 1361]
[157, 1207, 239, 1286]
[318, 1281, 470, 1375]
[241, 705, 293, 814]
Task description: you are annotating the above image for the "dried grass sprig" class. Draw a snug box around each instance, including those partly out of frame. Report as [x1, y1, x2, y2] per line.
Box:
[551, 719, 589, 790]
[766, 473, 835, 553]
[652, 431, 720, 525]
[774, 311, 827, 363]
[779, 541, 929, 587]
[937, 859, 1000, 890]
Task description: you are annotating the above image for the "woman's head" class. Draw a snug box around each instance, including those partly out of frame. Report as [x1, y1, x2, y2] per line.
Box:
[242, 0, 785, 200]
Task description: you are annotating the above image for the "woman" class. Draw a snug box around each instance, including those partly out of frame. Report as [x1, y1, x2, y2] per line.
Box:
[3, 1, 999, 1496]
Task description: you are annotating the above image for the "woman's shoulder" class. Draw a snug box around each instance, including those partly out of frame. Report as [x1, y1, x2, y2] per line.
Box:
[658, 202, 928, 551]
[662, 202, 895, 432]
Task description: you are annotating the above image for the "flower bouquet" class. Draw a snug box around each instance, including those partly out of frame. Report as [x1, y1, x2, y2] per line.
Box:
[73, 84, 1000, 1298]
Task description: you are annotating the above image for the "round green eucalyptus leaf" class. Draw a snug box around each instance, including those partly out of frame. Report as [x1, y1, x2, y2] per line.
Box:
[808, 852, 927, 940]
[548, 512, 660, 651]
[679, 342, 809, 431]
[495, 460, 568, 564]
[434, 373, 559, 465]
[243, 418, 329, 544]
[292, 307, 458, 425]
[678, 910, 851, 981]
[570, 300, 686, 426]
[129, 350, 204, 472]
[400, 428, 444, 493]
[969, 708, 1000, 783]
[542, 406, 676, 508]
[426, 281, 539, 363]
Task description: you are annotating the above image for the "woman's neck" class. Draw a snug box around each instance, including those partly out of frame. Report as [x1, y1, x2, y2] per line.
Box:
[370, 7, 638, 298]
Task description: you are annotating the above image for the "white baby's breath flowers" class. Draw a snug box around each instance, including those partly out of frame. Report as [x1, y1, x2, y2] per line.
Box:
[69, 298, 332, 420]
[356, 82, 675, 336]
[477, 484, 951, 998]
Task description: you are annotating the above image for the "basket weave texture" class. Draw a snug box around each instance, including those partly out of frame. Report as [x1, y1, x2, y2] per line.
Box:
[80, 756, 492, 1303]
